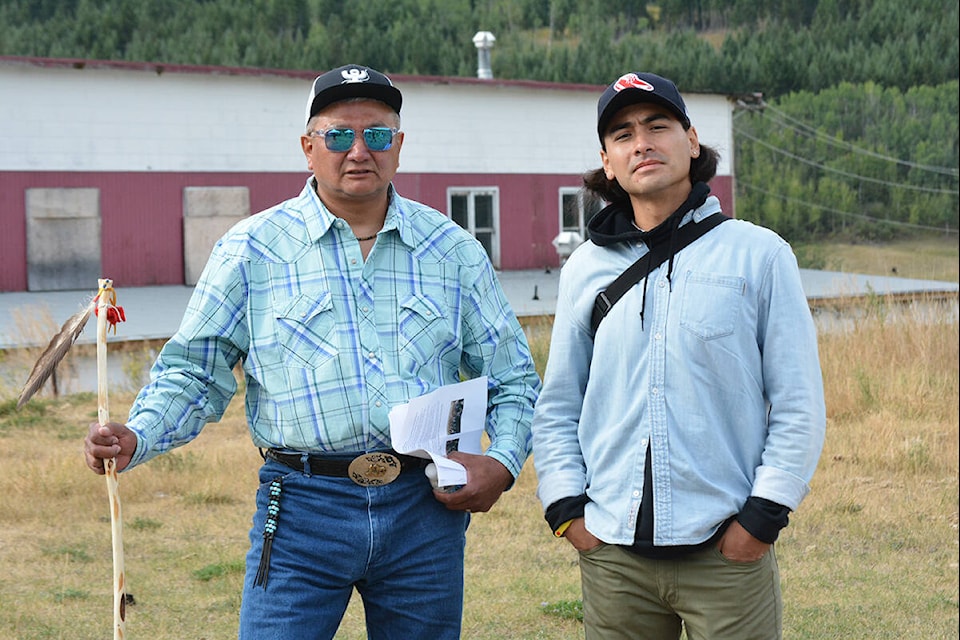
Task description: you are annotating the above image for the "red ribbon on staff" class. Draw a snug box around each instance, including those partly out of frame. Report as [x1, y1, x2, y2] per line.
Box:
[94, 284, 126, 334]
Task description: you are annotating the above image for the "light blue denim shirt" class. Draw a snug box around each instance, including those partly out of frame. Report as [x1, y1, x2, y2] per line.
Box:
[126, 179, 540, 477]
[532, 196, 825, 546]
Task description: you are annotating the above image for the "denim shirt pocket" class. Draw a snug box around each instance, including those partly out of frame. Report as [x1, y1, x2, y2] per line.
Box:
[679, 271, 745, 341]
[398, 294, 450, 375]
[275, 291, 339, 368]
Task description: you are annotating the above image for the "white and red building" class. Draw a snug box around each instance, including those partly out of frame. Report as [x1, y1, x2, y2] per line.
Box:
[0, 56, 737, 293]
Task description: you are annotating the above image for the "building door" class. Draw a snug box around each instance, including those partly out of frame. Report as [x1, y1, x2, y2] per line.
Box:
[25, 188, 102, 291]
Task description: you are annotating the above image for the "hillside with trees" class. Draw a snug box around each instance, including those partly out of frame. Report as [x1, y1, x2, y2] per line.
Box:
[1, 0, 957, 241]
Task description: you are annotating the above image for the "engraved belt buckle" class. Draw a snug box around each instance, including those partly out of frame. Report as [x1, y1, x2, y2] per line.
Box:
[348, 453, 402, 486]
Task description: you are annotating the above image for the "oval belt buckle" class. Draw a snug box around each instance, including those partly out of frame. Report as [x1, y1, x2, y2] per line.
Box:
[348, 453, 402, 486]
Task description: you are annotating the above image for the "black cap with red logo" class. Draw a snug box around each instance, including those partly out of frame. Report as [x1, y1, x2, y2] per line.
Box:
[596, 72, 691, 141]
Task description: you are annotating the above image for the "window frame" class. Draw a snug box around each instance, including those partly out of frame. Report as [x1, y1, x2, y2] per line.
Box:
[446, 186, 501, 268]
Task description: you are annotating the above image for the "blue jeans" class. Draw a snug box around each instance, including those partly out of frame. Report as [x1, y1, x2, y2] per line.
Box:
[238, 456, 470, 639]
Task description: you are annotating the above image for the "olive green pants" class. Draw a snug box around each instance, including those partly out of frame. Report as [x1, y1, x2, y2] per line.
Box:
[578, 543, 781, 640]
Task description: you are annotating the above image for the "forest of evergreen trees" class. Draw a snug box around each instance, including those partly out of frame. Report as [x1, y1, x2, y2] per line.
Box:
[1, 0, 957, 241]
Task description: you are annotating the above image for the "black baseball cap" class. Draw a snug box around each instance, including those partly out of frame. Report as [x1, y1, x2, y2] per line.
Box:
[305, 64, 403, 124]
[596, 72, 690, 141]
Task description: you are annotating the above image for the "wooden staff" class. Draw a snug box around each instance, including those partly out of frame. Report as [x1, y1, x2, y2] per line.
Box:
[17, 278, 128, 637]
[96, 278, 127, 639]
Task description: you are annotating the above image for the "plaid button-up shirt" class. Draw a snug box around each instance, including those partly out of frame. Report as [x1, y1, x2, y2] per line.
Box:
[127, 180, 540, 478]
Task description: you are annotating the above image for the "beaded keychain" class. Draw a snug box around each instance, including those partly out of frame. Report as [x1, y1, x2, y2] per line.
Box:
[253, 477, 283, 588]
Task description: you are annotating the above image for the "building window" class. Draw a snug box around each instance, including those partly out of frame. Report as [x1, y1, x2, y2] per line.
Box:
[448, 187, 500, 268]
[559, 187, 604, 241]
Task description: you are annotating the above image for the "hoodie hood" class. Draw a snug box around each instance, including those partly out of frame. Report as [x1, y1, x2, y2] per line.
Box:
[586, 200, 646, 247]
[587, 182, 712, 247]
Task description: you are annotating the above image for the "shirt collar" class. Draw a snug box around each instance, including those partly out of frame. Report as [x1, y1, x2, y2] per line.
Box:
[299, 177, 410, 247]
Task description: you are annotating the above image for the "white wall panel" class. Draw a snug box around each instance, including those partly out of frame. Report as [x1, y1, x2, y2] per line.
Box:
[1, 61, 733, 177]
[398, 83, 599, 175]
[0, 64, 304, 172]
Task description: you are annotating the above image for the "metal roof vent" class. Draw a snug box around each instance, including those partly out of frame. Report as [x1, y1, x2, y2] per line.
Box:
[472, 31, 496, 79]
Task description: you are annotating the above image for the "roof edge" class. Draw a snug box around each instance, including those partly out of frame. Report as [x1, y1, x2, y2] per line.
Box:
[0, 54, 609, 94]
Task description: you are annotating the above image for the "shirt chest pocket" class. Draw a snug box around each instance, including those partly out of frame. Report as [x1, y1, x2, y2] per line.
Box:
[679, 271, 745, 341]
[398, 294, 452, 373]
[275, 291, 339, 368]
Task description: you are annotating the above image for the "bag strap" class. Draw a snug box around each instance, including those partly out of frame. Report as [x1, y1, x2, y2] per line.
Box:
[590, 212, 728, 334]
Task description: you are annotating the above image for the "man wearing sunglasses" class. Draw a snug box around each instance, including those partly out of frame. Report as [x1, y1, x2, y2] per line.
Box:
[84, 64, 540, 639]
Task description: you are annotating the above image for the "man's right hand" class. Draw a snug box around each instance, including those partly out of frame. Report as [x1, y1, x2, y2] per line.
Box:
[563, 517, 603, 552]
[84, 422, 137, 474]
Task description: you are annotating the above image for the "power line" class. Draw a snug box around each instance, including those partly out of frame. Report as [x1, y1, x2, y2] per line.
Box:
[734, 126, 960, 195]
[737, 180, 959, 234]
[757, 103, 960, 177]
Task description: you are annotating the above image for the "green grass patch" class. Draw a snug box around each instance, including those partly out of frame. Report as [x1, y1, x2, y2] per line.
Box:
[128, 516, 163, 531]
[183, 492, 237, 506]
[193, 559, 246, 582]
[43, 545, 92, 563]
[52, 589, 91, 603]
[541, 599, 583, 622]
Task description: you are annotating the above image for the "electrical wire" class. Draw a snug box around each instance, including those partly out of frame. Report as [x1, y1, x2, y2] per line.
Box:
[758, 103, 960, 177]
[737, 179, 958, 234]
[734, 126, 960, 195]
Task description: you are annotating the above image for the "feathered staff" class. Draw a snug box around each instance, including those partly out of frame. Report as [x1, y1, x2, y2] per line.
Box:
[18, 278, 127, 639]
[95, 279, 127, 640]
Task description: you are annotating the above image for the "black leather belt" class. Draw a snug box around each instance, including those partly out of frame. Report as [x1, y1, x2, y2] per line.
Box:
[264, 449, 427, 487]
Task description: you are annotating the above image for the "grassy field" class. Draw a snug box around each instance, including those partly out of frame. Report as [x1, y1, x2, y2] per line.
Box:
[794, 234, 959, 282]
[0, 237, 956, 639]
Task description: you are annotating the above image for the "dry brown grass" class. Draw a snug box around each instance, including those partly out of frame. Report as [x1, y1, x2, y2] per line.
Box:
[782, 298, 958, 639]
[799, 234, 959, 283]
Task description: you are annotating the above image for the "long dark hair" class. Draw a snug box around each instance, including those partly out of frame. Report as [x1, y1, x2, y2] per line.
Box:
[582, 144, 720, 205]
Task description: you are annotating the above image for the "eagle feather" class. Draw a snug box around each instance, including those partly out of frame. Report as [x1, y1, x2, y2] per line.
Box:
[17, 298, 96, 409]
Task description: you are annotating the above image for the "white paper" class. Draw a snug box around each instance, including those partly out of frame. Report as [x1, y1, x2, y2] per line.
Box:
[389, 376, 487, 488]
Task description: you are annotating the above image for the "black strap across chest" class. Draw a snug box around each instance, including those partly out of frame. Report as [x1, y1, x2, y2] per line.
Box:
[589, 212, 728, 335]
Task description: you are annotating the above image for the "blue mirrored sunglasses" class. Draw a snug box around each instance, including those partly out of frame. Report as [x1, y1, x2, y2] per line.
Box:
[309, 127, 399, 152]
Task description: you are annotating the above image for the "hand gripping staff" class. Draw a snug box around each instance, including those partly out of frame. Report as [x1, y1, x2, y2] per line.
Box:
[17, 278, 128, 639]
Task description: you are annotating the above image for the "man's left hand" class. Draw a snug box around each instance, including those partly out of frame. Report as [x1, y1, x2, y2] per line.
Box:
[431, 451, 513, 513]
[716, 519, 771, 562]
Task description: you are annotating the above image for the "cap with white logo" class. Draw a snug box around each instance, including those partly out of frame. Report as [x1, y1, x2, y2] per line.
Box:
[305, 64, 403, 124]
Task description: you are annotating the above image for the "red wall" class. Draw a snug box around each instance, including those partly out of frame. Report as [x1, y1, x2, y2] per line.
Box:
[1, 171, 734, 292]
[0, 171, 306, 291]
